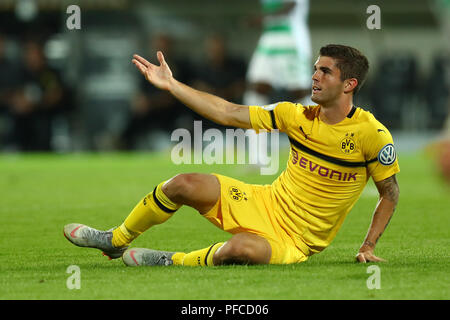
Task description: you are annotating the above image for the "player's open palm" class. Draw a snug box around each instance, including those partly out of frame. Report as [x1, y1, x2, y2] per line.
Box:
[355, 249, 386, 263]
[132, 51, 173, 91]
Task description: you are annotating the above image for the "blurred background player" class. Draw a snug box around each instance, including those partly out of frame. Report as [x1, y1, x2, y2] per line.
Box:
[0, 33, 21, 148]
[243, 0, 311, 106]
[8, 39, 70, 151]
[243, 0, 312, 166]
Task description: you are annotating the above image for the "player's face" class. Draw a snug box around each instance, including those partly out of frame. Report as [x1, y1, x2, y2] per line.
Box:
[311, 56, 345, 105]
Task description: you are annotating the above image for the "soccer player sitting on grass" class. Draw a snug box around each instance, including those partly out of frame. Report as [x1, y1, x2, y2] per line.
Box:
[64, 44, 400, 266]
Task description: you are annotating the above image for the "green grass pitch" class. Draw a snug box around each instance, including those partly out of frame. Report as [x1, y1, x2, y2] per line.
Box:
[0, 149, 448, 300]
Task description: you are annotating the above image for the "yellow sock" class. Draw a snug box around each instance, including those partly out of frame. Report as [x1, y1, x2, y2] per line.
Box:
[171, 252, 186, 265]
[112, 181, 181, 248]
[112, 224, 138, 248]
[173, 242, 225, 266]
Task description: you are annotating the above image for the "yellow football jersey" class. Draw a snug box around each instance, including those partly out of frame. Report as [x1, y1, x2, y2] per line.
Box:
[249, 102, 400, 256]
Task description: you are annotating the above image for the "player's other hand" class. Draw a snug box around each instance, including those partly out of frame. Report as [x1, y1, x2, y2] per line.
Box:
[355, 249, 387, 263]
[132, 51, 173, 91]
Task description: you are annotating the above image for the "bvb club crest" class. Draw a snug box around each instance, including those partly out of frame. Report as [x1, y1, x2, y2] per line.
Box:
[341, 133, 356, 154]
[229, 186, 247, 202]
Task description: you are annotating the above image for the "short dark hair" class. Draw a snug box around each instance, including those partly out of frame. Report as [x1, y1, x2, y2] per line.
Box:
[319, 44, 369, 94]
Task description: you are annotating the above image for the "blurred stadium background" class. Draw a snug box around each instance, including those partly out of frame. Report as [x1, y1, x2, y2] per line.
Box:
[0, 0, 449, 155]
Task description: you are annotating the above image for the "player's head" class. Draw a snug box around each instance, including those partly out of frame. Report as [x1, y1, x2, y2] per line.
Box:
[311, 44, 369, 105]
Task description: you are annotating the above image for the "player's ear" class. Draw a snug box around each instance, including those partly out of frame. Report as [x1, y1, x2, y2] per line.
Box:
[344, 78, 358, 94]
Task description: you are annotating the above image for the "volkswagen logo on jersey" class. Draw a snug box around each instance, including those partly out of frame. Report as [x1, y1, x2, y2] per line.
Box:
[378, 144, 396, 165]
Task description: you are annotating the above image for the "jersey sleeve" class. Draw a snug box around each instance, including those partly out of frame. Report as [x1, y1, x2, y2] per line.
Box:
[364, 124, 400, 182]
[248, 101, 297, 133]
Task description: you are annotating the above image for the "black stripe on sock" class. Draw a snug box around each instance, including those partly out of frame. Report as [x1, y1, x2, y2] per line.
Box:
[152, 187, 177, 213]
[204, 242, 219, 266]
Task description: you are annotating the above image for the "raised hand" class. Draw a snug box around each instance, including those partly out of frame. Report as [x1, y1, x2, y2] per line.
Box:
[132, 51, 173, 91]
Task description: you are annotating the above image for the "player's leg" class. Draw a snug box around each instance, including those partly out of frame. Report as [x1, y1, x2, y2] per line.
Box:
[123, 174, 276, 267]
[169, 231, 272, 266]
[122, 232, 272, 267]
[112, 172, 220, 246]
[64, 173, 220, 258]
[212, 232, 272, 265]
[161, 173, 220, 214]
[121, 172, 309, 266]
[118, 173, 226, 266]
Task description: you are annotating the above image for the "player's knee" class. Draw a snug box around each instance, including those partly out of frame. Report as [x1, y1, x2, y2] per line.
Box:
[162, 173, 199, 203]
[229, 241, 254, 261]
[214, 240, 261, 265]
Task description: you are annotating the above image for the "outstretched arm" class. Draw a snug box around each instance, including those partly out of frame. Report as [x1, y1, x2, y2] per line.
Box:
[356, 174, 399, 263]
[132, 52, 251, 129]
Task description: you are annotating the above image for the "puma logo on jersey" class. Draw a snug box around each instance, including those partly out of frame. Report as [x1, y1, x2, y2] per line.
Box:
[299, 126, 309, 140]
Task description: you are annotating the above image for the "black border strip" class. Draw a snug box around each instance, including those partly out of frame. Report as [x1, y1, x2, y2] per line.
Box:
[288, 136, 377, 168]
[1, 300, 442, 318]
